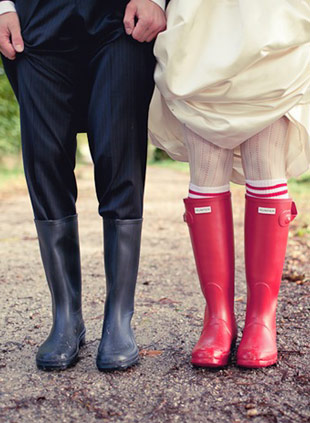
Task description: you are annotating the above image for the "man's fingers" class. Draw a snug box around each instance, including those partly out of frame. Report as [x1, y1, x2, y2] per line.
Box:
[0, 12, 24, 59]
[10, 22, 24, 52]
[132, 18, 152, 42]
[123, 3, 137, 35]
[145, 30, 158, 43]
[0, 32, 16, 59]
[132, 18, 166, 43]
[124, 0, 166, 42]
[145, 20, 166, 42]
[0, 42, 16, 60]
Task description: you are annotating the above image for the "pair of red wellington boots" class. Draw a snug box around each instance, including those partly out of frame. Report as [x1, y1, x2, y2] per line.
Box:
[184, 192, 297, 368]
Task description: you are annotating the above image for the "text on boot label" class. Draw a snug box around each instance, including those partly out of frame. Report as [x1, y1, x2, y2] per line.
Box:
[195, 206, 212, 214]
[258, 207, 276, 215]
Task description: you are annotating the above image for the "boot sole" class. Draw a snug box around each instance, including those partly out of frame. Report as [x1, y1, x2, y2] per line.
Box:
[191, 353, 230, 368]
[97, 353, 139, 372]
[191, 338, 236, 368]
[36, 329, 86, 371]
[237, 357, 277, 368]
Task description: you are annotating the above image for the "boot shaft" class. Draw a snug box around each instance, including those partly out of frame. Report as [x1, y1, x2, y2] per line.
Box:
[35, 215, 82, 316]
[184, 193, 235, 321]
[244, 196, 297, 325]
[245, 196, 297, 286]
[97, 219, 142, 369]
[103, 218, 142, 321]
[184, 193, 235, 286]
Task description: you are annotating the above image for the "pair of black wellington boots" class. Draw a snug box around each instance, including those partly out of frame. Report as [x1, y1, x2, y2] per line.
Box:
[35, 215, 142, 371]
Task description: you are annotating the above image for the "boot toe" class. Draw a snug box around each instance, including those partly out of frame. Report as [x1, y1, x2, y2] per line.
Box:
[96, 346, 139, 371]
[36, 329, 85, 370]
[36, 349, 79, 370]
[237, 348, 277, 368]
[191, 347, 231, 367]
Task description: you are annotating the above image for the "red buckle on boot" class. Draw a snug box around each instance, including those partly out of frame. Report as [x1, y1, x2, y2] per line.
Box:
[278, 202, 298, 227]
[183, 211, 194, 225]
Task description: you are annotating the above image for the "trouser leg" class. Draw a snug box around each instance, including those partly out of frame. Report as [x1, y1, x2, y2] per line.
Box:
[86, 34, 155, 369]
[2, 4, 87, 370]
[3, 50, 80, 220]
[87, 34, 155, 220]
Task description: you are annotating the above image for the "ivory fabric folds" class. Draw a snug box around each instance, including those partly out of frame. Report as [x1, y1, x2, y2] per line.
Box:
[148, 0, 310, 184]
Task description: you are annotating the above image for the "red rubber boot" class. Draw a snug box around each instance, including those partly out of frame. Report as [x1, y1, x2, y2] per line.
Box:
[237, 196, 297, 368]
[184, 192, 237, 367]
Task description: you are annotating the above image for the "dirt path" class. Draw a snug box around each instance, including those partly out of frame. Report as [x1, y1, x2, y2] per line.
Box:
[0, 165, 309, 423]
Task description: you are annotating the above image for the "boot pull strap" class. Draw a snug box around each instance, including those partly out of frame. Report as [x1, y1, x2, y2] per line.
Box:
[183, 211, 194, 225]
[290, 201, 298, 222]
[278, 201, 298, 227]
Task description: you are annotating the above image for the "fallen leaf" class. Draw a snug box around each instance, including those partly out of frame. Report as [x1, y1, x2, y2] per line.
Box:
[139, 349, 162, 357]
[158, 297, 180, 305]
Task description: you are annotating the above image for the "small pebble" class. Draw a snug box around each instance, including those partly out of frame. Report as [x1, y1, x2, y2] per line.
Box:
[247, 409, 258, 417]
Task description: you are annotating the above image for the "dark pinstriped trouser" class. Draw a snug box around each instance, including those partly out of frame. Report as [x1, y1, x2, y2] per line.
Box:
[2, 0, 155, 220]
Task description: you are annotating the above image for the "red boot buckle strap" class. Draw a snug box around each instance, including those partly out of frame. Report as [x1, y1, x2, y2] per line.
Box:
[291, 201, 298, 222]
[183, 211, 194, 225]
[278, 201, 298, 227]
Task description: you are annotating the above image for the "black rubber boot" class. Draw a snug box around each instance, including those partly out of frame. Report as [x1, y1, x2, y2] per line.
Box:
[35, 215, 86, 370]
[96, 219, 142, 371]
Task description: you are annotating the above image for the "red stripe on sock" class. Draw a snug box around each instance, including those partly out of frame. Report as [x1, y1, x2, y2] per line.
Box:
[246, 183, 287, 191]
[189, 190, 230, 197]
[246, 189, 288, 198]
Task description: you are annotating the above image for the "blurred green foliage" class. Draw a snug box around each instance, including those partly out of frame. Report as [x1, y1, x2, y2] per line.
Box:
[152, 147, 171, 162]
[0, 62, 20, 157]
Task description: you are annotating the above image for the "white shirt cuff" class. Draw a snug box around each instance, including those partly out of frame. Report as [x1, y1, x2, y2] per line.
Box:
[0, 1, 16, 15]
[150, 0, 166, 10]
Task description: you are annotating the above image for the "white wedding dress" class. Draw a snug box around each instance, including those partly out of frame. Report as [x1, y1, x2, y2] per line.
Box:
[149, 0, 310, 183]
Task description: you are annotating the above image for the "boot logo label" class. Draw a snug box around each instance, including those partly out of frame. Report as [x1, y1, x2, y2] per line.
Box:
[258, 207, 276, 215]
[195, 206, 212, 214]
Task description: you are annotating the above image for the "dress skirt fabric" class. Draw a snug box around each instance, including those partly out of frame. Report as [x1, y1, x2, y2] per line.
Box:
[148, 0, 310, 184]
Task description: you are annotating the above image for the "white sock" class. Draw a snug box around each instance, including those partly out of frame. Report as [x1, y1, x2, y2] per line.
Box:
[184, 126, 233, 187]
[188, 183, 230, 199]
[245, 178, 289, 199]
[241, 117, 288, 180]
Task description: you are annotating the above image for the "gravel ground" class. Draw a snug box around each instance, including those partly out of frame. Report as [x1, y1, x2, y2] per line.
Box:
[0, 164, 309, 423]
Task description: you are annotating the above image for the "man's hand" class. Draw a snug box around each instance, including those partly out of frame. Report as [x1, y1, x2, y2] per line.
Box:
[124, 0, 166, 43]
[0, 12, 24, 60]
